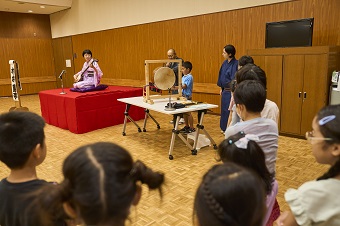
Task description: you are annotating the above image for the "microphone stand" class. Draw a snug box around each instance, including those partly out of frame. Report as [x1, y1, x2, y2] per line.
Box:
[59, 70, 67, 95]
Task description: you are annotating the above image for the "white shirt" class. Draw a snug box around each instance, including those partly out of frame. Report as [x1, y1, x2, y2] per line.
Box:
[285, 179, 340, 226]
[225, 117, 278, 174]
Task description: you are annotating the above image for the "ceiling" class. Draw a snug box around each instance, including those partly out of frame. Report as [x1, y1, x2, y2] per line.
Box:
[0, 0, 71, 14]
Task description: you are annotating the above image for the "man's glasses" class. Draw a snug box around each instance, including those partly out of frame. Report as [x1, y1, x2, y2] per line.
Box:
[305, 131, 332, 143]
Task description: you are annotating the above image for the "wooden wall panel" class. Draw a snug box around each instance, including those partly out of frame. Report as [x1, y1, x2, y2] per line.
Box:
[68, 1, 340, 79]
[52, 0, 340, 114]
[0, 0, 337, 101]
[0, 12, 56, 97]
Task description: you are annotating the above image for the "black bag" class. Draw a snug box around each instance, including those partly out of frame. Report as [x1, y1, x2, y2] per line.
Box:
[165, 102, 186, 109]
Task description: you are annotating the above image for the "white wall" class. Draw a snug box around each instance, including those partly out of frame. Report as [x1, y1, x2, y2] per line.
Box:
[50, 0, 294, 38]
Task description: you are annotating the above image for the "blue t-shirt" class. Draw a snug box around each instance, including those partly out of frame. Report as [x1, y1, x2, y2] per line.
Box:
[182, 73, 193, 99]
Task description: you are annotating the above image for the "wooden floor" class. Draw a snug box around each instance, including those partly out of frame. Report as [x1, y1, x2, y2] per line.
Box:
[0, 95, 328, 226]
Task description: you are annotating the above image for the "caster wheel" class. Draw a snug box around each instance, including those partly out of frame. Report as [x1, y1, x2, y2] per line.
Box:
[169, 155, 174, 160]
[143, 128, 146, 132]
[213, 144, 217, 150]
[122, 132, 126, 136]
[138, 128, 142, 132]
[191, 149, 197, 155]
[157, 125, 160, 129]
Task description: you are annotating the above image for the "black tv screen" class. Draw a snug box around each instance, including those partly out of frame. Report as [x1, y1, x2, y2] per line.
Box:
[265, 18, 314, 48]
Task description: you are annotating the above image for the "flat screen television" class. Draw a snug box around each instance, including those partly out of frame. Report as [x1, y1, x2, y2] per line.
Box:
[265, 18, 314, 48]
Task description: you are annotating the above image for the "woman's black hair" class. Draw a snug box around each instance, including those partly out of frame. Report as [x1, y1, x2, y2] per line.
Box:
[194, 163, 265, 226]
[82, 49, 92, 57]
[224, 44, 236, 58]
[316, 104, 340, 180]
[217, 131, 274, 194]
[27, 142, 164, 225]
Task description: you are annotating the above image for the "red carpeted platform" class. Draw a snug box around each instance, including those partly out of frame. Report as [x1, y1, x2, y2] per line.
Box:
[39, 86, 144, 134]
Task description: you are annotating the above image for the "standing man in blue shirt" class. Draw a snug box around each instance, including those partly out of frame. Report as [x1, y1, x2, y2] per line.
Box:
[217, 44, 238, 133]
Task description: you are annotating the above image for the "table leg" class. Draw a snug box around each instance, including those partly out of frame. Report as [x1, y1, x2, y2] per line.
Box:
[196, 110, 217, 149]
[168, 114, 181, 160]
[142, 109, 160, 132]
[122, 104, 142, 136]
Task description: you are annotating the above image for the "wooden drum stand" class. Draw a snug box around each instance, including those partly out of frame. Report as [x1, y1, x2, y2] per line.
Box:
[143, 59, 184, 104]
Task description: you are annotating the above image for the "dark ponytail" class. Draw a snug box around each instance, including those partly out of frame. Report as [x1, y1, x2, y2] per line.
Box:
[131, 160, 164, 194]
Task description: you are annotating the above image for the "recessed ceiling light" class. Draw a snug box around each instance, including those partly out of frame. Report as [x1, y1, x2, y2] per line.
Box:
[40, 5, 45, 9]
[28, 10, 33, 13]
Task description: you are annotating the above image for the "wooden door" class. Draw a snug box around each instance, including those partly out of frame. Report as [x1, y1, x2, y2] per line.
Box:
[301, 54, 328, 134]
[52, 37, 75, 88]
[249, 55, 283, 111]
[280, 55, 304, 134]
[263, 55, 283, 110]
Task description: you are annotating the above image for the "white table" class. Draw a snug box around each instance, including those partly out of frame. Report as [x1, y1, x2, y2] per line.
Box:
[118, 96, 218, 160]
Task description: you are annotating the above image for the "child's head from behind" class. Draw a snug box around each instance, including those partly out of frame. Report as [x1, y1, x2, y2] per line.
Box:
[181, 61, 192, 75]
[35, 142, 164, 225]
[238, 55, 254, 69]
[236, 64, 267, 89]
[194, 163, 265, 226]
[0, 111, 46, 169]
[234, 80, 266, 114]
[217, 132, 273, 194]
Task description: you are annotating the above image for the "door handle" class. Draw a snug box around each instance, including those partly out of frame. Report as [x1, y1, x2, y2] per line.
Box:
[298, 92, 302, 98]
[302, 92, 307, 102]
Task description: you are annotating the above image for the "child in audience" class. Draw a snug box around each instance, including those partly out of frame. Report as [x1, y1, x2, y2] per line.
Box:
[28, 142, 165, 226]
[226, 79, 238, 128]
[218, 131, 280, 225]
[225, 80, 279, 175]
[275, 104, 340, 226]
[0, 111, 66, 226]
[227, 55, 254, 128]
[179, 61, 195, 134]
[194, 162, 266, 226]
[235, 63, 279, 124]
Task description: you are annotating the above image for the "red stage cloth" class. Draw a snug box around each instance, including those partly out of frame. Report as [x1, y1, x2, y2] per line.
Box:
[39, 86, 144, 134]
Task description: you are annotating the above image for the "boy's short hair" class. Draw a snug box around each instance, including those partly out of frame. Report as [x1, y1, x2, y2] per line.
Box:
[238, 55, 254, 67]
[234, 80, 266, 113]
[0, 111, 45, 169]
[235, 64, 267, 89]
[182, 61, 192, 71]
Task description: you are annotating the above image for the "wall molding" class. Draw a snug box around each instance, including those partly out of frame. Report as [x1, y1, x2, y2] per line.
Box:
[0, 76, 56, 85]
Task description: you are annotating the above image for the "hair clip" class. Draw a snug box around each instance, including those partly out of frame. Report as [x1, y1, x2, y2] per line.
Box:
[228, 139, 233, 145]
[234, 134, 259, 149]
[319, 115, 336, 126]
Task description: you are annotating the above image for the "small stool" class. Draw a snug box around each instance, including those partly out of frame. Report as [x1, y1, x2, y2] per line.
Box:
[187, 132, 211, 150]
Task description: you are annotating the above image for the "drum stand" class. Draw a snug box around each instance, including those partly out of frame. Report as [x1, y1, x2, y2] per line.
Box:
[164, 88, 176, 111]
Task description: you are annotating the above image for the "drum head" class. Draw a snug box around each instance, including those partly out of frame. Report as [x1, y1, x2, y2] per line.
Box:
[154, 67, 176, 90]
